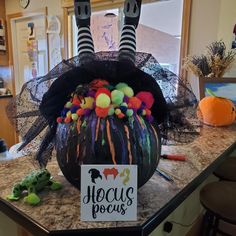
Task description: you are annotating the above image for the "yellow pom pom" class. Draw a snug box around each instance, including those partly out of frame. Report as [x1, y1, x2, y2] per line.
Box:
[115, 108, 121, 115]
[80, 97, 95, 109]
[66, 111, 71, 117]
[96, 93, 111, 108]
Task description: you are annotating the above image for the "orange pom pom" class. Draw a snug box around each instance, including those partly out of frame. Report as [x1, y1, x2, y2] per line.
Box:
[95, 107, 109, 118]
[72, 95, 81, 106]
[64, 117, 71, 123]
[128, 97, 142, 110]
[145, 109, 151, 116]
[76, 109, 84, 116]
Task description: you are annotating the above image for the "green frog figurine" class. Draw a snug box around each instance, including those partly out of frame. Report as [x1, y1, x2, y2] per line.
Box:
[7, 169, 62, 205]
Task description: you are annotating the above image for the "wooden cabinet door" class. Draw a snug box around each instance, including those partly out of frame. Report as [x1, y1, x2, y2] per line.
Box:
[0, 97, 17, 148]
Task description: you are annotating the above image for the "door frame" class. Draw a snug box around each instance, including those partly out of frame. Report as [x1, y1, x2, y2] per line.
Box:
[7, 7, 48, 96]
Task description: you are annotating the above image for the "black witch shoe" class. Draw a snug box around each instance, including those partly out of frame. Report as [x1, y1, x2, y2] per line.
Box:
[124, 0, 142, 28]
[74, 0, 91, 27]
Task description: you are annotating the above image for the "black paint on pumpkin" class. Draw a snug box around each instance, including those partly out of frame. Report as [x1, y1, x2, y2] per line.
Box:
[56, 112, 161, 189]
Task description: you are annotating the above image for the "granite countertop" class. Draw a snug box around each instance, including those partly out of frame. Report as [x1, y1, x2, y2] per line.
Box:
[0, 124, 236, 235]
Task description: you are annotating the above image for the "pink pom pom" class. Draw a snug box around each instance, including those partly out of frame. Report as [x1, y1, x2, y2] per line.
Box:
[57, 117, 63, 123]
[136, 92, 154, 109]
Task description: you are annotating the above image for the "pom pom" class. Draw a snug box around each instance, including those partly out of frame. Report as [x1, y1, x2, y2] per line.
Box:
[108, 107, 115, 116]
[121, 102, 128, 107]
[70, 105, 79, 113]
[145, 109, 151, 116]
[120, 105, 128, 113]
[61, 108, 69, 117]
[57, 117, 63, 123]
[115, 108, 121, 115]
[87, 90, 96, 98]
[95, 88, 111, 98]
[96, 93, 111, 108]
[142, 110, 147, 116]
[116, 83, 128, 90]
[146, 115, 154, 123]
[119, 86, 134, 98]
[95, 107, 109, 118]
[65, 101, 72, 108]
[72, 96, 81, 106]
[83, 109, 91, 116]
[64, 117, 71, 123]
[80, 97, 95, 109]
[126, 109, 133, 117]
[123, 96, 129, 103]
[71, 113, 78, 121]
[66, 111, 71, 118]
[90, 79, 109, 90]
[76, 109, 84, 116]
[118, 113, 125, 119]
[111, 90, 124, 105]
[128, 97, 142, 110]
[136, 92, 154, 109]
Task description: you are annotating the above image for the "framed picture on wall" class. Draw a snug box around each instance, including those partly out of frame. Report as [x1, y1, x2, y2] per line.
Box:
[199, 77, 236, 105]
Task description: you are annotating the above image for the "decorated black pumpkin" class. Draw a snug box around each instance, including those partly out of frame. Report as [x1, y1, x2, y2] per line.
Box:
[55, 80, 161, 189]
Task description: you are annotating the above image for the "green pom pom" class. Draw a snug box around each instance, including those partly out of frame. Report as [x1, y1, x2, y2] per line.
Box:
[111, 90, 124, 105]
[119, 86, 134, 97]
[50, 181, 62, 190]
[65, 102, 72, 108]
[108, 107, 115, 116]
[96, 94, 111, 108]
[116, 83, 128, 90]
[71, 113, 78, 121]
[126, 109, 134, 117]
[24, 193, 40, 205]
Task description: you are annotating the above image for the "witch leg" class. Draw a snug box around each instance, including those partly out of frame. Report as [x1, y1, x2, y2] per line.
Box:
[74, 0, 95, 62]
[119, 0, 142, 63]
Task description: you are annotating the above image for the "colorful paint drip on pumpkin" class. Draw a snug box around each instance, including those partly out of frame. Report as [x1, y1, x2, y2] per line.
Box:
[55, 79, 160, 189]
[56, 80, 154, 124]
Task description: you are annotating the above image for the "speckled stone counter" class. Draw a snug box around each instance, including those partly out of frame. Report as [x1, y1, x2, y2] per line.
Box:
[0, 124, 236, 236]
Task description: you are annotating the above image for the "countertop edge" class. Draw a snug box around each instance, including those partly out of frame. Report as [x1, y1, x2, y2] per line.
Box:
[142, 141, 236, 235]
[1, 142, 236, 236]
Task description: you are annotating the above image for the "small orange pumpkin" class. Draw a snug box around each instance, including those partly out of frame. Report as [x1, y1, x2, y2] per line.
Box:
[197, 96, 236, 126]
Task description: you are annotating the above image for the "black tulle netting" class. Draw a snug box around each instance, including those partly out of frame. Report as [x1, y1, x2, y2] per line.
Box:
[6, 51, 200, 167]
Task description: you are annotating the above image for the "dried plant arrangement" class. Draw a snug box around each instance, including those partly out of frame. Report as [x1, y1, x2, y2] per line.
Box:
[184, 41, 236, 78]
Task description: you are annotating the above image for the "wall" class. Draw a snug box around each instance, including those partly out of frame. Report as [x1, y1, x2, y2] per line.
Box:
[217, 0, 236, 77]
[188, 0, 236, 98]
